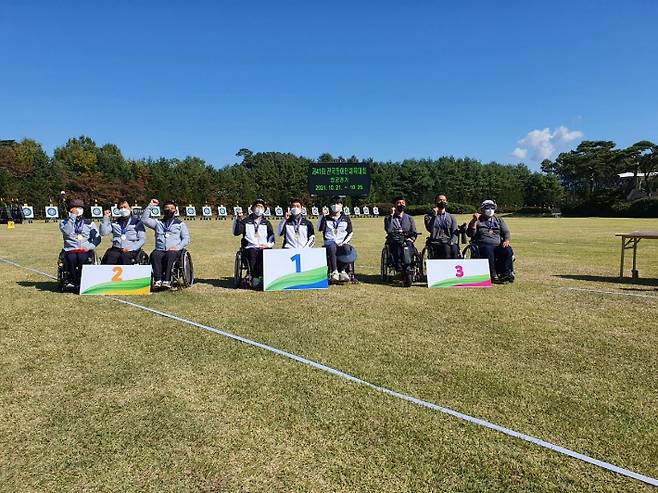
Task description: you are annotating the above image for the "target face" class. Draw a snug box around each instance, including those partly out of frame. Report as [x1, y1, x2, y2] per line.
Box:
[22, 206, 34, 219]
[111, 207, 121, 217]
[372, 207, 380, 215]
[322, 207, 329, 215]
[344, 207, 351, 215]
[274, 207, 283, 216]
[363, 207, 370, 215]
[264, 207, 271, 216]
[311, 207, 319, 216]
[217, 207, 227, 216]
[186, 207, 196, 216]
[151, 206, 161, 216]
[234, 207, 243, 215]
[91, 206, 103, 218]
[353, 207, 361, 215]
[202, 207, 212, 216]
[45, 206, 59, 218]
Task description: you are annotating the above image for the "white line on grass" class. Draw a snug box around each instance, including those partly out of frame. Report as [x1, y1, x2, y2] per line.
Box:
[2, 256, 657, 488]
[560, 286, 658, 299]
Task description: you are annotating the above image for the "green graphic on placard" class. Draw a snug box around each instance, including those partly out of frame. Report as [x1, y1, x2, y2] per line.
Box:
[265, 266, 328, 291]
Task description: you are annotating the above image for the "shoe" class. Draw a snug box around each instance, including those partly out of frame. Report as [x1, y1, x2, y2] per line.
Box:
[154, 280, 162, 288]
[252, 277, 262, 288]
[161, 281, 171, 289]
[330, 271, 340, 282]
[65, 282, 75, 289]
[492, 276, 504, 284]
[338, 271, 350, 282]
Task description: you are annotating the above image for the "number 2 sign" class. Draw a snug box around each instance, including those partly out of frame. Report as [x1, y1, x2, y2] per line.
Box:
[425, 259, 492, 288]
[79, 265, 152, 295]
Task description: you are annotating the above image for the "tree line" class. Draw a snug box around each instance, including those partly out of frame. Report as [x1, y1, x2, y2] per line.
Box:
[0, 136, 565, 213]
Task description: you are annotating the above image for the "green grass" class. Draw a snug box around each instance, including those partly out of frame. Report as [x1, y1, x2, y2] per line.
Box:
[1, 216, 657, 492]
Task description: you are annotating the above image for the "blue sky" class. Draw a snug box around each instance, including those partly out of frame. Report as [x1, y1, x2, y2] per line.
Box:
[1, 0, 657, 169]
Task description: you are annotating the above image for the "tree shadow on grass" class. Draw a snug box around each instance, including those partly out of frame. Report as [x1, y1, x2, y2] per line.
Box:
[194, 277, 235, 289]
[17, 280, 61, 293]
[555, 274, 658, 289]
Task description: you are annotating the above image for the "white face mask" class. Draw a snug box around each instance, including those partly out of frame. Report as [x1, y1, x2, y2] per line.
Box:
[483, 208, 495, 217]
[253, 207, 264, 217]
[119, 208, 131, 217]
[330, 204, 342, 213]
[70, 208, 84, 217]
[290, 207, 301, 216]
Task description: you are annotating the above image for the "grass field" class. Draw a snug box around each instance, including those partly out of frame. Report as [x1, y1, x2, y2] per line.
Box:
[1, 216, 657, 492]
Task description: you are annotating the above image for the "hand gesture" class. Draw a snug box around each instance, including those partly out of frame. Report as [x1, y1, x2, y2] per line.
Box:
[104, 209, 112, 218]
[502, 240, 510, 248]
[284, 211, 291, 220]
[389, 207, 395, 216]
[150, 198, 159, 207]
[432, 207, 439, 216]
[472, 212, 480, 221]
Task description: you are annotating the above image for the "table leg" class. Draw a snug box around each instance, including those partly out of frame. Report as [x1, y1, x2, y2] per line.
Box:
[619, 236, 625, 278]
[632, 239, 639, 279]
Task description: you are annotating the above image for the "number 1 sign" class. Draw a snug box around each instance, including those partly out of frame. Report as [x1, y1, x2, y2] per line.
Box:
[263, 248, 328, 291]
[425, 259, 492, 288]
[79, 265, 152, 295]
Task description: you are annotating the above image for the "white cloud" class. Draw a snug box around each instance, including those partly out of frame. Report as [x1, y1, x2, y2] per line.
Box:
[511, 147, 527, 159]
[512, 126, 583, 162]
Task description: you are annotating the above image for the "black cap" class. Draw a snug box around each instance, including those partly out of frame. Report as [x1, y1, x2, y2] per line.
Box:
[252, 198, 266, 207]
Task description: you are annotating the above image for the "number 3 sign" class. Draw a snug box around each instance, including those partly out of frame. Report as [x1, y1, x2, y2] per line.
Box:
[79, 265, 152, 295]
[425, 259, 492, 288]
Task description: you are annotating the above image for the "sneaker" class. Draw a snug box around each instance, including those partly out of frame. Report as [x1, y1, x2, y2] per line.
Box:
[338, 271, 350, 282]
[65, 282, 75, 289]
[154, 280, 162, 288]
[161, 281, 171, 289]
[252, 277, 262, 288]
[330, 271, 340, 282]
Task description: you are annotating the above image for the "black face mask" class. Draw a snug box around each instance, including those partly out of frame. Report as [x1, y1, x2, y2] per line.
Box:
[395, 204, 406, 212]
[436, 202, 447, 209]
[163, 210, 175, 219]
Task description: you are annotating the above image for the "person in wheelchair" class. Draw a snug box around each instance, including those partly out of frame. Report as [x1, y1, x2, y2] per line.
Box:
[59, 198, 101, 290]
[233, 198, 275, 289]
[100, 199, 146, 264]
[318, 196, 354, 283]
[142, 198, 191, 289]
[278, 198, 315, 249]
[467, 199, 515, 283]
[424, 193, 460, 259]
[384, 196, 419, 277]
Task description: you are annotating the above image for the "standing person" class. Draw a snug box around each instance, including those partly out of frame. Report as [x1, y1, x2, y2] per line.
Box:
[59, 199, 101, 290]
[100, 199, 146, 264]
[467, 199, 514, 283]
[142, 199, 191, 289]
[318, 196, 353, 283]
[384, 196, 418, 275]
[424, 193, 460, 259]
[278, 198, 315, 249]
[233, 198, 275, 288]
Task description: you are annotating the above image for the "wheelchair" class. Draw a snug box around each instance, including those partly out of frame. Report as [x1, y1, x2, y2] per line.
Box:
[461, 241, 516, 283]
[380, 234, 424, 287]
[151, 248, 194, 290]
[57, 249, 99, 293]
[100, 248, 149, 265]
[233, 247, 253, 289]
[420, 238, 463, 265]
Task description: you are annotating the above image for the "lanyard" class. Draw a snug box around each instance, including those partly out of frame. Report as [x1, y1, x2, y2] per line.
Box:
[163, 218, 175, 233]
[331, 215, 342, 232]
[74, 219, 84, 235]
[120, 217, 132, 234]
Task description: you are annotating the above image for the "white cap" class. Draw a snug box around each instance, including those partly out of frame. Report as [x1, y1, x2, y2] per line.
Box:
[480, 199, 496, 209]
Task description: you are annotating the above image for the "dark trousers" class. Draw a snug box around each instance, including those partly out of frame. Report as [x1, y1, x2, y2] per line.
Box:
[429, 242, 460, 259]
[476, 243, 514, 278]
[244, 247, 264, 277]
[388, 240, 414, 272]
[104, 247, 138, 265]
[151, 250, 180, 281]
[64, 251, 93, 286]
[325, 243, 350, 272]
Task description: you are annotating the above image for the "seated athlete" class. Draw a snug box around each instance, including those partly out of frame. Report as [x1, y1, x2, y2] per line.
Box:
[142, 198, 191, 289]
[100, 199, 146, 264]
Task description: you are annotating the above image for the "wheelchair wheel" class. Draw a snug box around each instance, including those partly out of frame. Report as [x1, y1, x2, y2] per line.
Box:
[462, 243, 479, 259]
[380, 246, 391, 282]
[57, 251, 67, 292]
[136, 249, 149, 265]
[415, 249, 425, 281]
[179, 250, 194, 287]
[233, 249, 244, 288]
